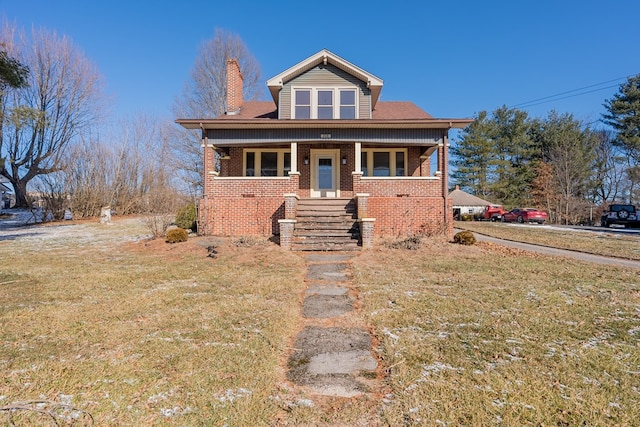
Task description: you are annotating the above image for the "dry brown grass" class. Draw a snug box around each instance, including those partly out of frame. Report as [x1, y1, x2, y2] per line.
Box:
[0, 217, 306, 425]
[2, 218, 639, 425]
[352, 238, 640, 426]
[457, 221, 640, 260]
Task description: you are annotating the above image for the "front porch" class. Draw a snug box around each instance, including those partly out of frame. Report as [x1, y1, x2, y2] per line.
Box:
[197, 138, 454, 248]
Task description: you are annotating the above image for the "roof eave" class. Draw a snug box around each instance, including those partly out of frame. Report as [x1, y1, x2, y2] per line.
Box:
[175, 118, 473, 130]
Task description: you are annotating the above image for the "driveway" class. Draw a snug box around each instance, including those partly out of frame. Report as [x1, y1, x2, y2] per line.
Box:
[467, 230, 640, 269]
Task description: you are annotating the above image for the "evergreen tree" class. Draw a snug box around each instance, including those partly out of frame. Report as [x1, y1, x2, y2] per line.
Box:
[450, 111, 494, 197]
[602, 74, 640, 163]
[489, 106, 535, 206]
[0, 50, 29, 89]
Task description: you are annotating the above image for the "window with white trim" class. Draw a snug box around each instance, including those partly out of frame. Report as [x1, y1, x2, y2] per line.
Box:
[361, 149, 407, 177]
[293, 88, 358, 119]
[244, 149, 291, 177]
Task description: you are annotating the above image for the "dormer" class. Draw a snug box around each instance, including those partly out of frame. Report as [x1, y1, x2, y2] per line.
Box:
[266, 49, 384, 120]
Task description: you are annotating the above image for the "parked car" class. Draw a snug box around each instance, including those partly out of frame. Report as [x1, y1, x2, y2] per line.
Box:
[501, 208, 548, 224]
[600, 204, 639, 228]
[480, 204, 506, 221]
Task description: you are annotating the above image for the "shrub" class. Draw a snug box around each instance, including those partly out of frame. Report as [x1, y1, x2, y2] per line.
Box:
[175, 203, 197, 231]
[386, 235, 422, 250]
[143, 214, 174, 239]
[166, 227, 188, 243]
[460, 214, 474, 222]
[453, 230, 476, 245]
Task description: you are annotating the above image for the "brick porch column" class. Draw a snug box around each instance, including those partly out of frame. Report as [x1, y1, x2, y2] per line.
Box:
[278, 219, 296, 250]
[284, 193, 299, 220]
[355, 193, 369, 219]
[358, 218, 376, 249]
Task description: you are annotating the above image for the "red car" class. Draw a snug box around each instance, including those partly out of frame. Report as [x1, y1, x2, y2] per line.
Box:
[501, 208, 548, 224]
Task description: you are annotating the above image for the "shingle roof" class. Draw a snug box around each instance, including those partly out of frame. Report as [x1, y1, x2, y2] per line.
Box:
[448, 188, 493, 207]
[214, 100, 432, 120]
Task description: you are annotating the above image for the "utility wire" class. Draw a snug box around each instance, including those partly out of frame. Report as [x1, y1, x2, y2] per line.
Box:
[509, 75, 632, 109]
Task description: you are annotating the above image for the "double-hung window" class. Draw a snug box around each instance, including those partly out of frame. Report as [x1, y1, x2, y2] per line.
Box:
[295, 90, 311, 119]
[244, 149, 291, 177]
[361, 149, 407, 177]
[293, 88, 357, 119]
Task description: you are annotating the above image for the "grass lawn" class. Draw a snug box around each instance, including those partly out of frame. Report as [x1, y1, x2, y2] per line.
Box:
[1, 217, 639, 425]
[456, 221, 640, 261]
[353, 239, 640, 426]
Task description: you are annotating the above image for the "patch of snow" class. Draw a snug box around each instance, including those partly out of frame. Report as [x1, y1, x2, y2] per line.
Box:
[215, 388, 252, 403]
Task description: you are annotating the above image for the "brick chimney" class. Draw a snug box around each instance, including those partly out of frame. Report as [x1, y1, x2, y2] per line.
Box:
[226, 59, 243, 115]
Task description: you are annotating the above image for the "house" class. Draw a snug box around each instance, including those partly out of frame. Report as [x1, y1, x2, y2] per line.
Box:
[176, 49, 472, 250]
[0, 176, 12, 210]
[449, 186, 494, 219]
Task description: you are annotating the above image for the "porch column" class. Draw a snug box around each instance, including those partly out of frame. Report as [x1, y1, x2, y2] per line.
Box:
[442, 133, 452, 239]
[435, 143, 444, 177]
[290, 142, 298, 173]
[354, 142, 362, 173]
[278, 219, 296, 250]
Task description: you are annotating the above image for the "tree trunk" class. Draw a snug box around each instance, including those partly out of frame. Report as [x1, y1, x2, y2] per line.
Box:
[10, 177, 30, 208]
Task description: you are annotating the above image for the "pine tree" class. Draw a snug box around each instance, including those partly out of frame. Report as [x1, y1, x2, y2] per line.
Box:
[450, 111, 495, 197]
[602, 74, 640, 162]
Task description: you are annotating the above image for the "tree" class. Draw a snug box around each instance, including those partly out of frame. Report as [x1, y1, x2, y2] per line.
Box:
[602, 74, 640, 163]
[0, 45, 29, 173]
[590, 129, 625, 205]
[171, 28, 262, 195]
[0, 25, 104, 207]
[490, 106, 536, 207]
[450, 111, 495, 197]
[0, 49, 28, 89]
[451, 106, 537, 207]
[530, 112, 598, 224]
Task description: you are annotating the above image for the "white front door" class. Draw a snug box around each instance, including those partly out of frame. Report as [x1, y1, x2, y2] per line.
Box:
[310, 149, 339, 197]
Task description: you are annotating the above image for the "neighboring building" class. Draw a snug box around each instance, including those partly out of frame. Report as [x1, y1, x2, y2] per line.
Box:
[177, 49, 472, 249]
[1, 176, 12, 210]
[449, 186, 493, 219]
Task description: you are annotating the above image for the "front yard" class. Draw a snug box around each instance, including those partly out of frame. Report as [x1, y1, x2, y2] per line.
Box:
[1, 217, 638, 425]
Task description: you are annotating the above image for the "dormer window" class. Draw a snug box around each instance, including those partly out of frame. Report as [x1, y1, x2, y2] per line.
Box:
[295, 90, 311, 119]
[340, 90, 356, 119]
[318, 90, 333, 119]
[293, 88, 357, 119]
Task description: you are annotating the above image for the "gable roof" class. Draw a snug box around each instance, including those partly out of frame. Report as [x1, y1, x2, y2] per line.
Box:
[449, 187, 493, 207]
[266, 49, 384, 109]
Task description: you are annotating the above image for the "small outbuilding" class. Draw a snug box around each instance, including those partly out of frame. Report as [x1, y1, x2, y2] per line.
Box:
[449, 186, 493, 220]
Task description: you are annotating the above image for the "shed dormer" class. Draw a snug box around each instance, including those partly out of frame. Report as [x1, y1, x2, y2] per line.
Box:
[266, 49, 384, 120]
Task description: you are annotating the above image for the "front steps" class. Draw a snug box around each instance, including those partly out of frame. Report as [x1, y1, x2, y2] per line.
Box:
[291, 198, 360, 251]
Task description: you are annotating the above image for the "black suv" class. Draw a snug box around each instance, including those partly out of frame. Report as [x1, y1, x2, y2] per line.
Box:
[601, 204, 639, 228]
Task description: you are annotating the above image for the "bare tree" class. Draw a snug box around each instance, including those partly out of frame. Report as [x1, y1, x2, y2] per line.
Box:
[591, 128, 626, 205]
[171, 28, 262, 194]
[0, 23, 104, 207]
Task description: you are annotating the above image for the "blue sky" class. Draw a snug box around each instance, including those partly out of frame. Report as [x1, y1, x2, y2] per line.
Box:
[2, 0, 639, 128]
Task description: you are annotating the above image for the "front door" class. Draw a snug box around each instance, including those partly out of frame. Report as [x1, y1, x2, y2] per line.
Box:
[310, 149, 339, 197]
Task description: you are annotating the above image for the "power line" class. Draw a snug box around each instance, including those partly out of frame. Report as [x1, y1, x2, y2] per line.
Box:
[509, 75, 632, 109]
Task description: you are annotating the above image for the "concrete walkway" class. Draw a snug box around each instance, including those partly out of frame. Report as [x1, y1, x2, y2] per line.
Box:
[469, 231, 640, 269]
[286, 253, 379, 398]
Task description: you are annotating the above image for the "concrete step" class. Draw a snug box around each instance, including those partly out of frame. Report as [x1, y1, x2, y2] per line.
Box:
[291, 241, 361, 251]
[293, 198, 360, 251]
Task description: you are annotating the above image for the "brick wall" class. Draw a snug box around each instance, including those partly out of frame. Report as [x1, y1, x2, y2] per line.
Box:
[199, 174, 298, 236]
[199, 143, 452, 239]
[367, 196, 451, 237]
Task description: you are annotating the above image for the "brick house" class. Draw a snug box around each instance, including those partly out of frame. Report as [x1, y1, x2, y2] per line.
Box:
[176, 49, 472, 250]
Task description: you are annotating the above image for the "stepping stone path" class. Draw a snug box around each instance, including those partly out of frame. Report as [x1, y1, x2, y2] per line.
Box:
[287, 253, 379, 398]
